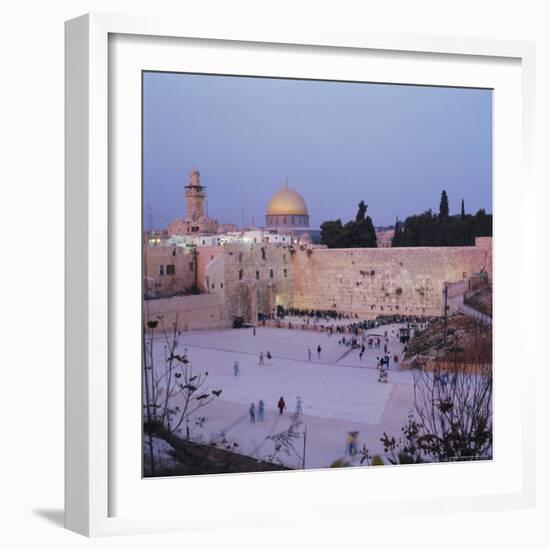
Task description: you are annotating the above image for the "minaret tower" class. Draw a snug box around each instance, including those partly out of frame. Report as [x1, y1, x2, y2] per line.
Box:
[185, 167, 206, 221]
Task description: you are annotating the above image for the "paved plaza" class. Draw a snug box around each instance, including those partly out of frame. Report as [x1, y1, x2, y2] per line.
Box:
[148, 323, 417, 469]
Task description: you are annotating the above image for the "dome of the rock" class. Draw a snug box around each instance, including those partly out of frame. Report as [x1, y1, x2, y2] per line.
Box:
[265, 183, 309, 229]
[266, 187, 308, 216]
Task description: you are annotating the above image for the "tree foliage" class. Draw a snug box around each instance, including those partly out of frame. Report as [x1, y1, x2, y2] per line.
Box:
[381, 364, 492, 464]
[319, 219, 345, 248]
[265, 412, 305, 467]
[439, 190, 449, 220]
[392, 191, 492, 247]
[143, 315, 221, 436]
[320, 201, 377, 248]
[380, 320, 493, 464]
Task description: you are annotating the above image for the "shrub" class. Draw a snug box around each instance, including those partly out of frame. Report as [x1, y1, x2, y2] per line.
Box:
[371, 455, 384, 466]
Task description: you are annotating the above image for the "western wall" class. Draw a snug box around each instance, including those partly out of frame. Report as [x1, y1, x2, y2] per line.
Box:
[144, 238, 492, 327]
[290, 238, 492, 319]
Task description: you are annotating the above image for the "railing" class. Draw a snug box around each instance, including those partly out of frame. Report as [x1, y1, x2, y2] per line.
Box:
[458, 303, 492, 326]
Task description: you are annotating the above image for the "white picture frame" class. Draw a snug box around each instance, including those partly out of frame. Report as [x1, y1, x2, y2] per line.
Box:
[65, 13, 537, 537]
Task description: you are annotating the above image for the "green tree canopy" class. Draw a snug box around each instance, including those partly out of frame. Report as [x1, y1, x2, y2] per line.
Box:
[392, 191, 492, 247]
[320, 202, 377, 248]
[320, 219, 345, 248]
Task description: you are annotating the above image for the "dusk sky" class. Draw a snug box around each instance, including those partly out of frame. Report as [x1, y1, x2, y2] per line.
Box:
[143, 72, 492, 230]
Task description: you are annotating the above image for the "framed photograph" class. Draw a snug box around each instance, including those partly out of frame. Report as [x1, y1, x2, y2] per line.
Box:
[65, 13, 537, 536]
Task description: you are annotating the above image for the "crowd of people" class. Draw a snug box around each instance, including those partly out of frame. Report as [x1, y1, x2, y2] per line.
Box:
[278, 307, 435, 326]
[264, 307, 436, 336]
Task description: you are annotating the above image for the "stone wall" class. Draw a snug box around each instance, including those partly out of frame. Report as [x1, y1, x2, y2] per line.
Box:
[143, 245, 196, 298]
[290, 242, 491, 319]
[210, 242, 293, 323]
[475, 237, 493, 282]
[143, 293, 228, 331]
[196, 245, 226, 293]
[144, 238, 492, 328]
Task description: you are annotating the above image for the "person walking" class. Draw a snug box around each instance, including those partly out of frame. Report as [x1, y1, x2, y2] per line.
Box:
[259, 351, 264, 365]
[307, 348, 312, 361]
[258, 399, 265, 422]
[296, 396, 303, 416]
[346, 432, 354, 455]
[233, 360, 240, 376]
[253, 327, 256, 336]
[266, 351, 272, 363]
[249, 403, 256, 423]
[317, 345, 322, 359]
[277, 396, 286, 415]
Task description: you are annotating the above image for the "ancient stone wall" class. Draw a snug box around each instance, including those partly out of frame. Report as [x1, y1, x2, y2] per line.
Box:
[143, 245, 196, 298]
[475, 237, 493, 282]
[290, 242, 491, 319]
[144, 238, 492, 328]
[216, 243, 293, 323]
[196, 246, 226, 292]
[143, 293, 228, 331]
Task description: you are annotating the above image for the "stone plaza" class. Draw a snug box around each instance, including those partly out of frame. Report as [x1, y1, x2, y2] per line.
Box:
[148, 323, 416, 469]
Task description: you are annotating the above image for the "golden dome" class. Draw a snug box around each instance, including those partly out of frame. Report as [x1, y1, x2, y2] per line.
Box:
[266, 186, 308, 216]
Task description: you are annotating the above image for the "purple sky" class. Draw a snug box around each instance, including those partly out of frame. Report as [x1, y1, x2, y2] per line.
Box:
[143, 72, 492, 230]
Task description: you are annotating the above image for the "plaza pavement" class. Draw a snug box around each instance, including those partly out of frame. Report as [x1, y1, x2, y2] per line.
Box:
[148, 323, 417, 469]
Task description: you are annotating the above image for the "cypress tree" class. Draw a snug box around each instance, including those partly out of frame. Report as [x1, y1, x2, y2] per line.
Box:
[356, 200, 367, 222]
[461, 199, 465, 220]
[392, 217, 402, 247]
[439, 190, 449, 220]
